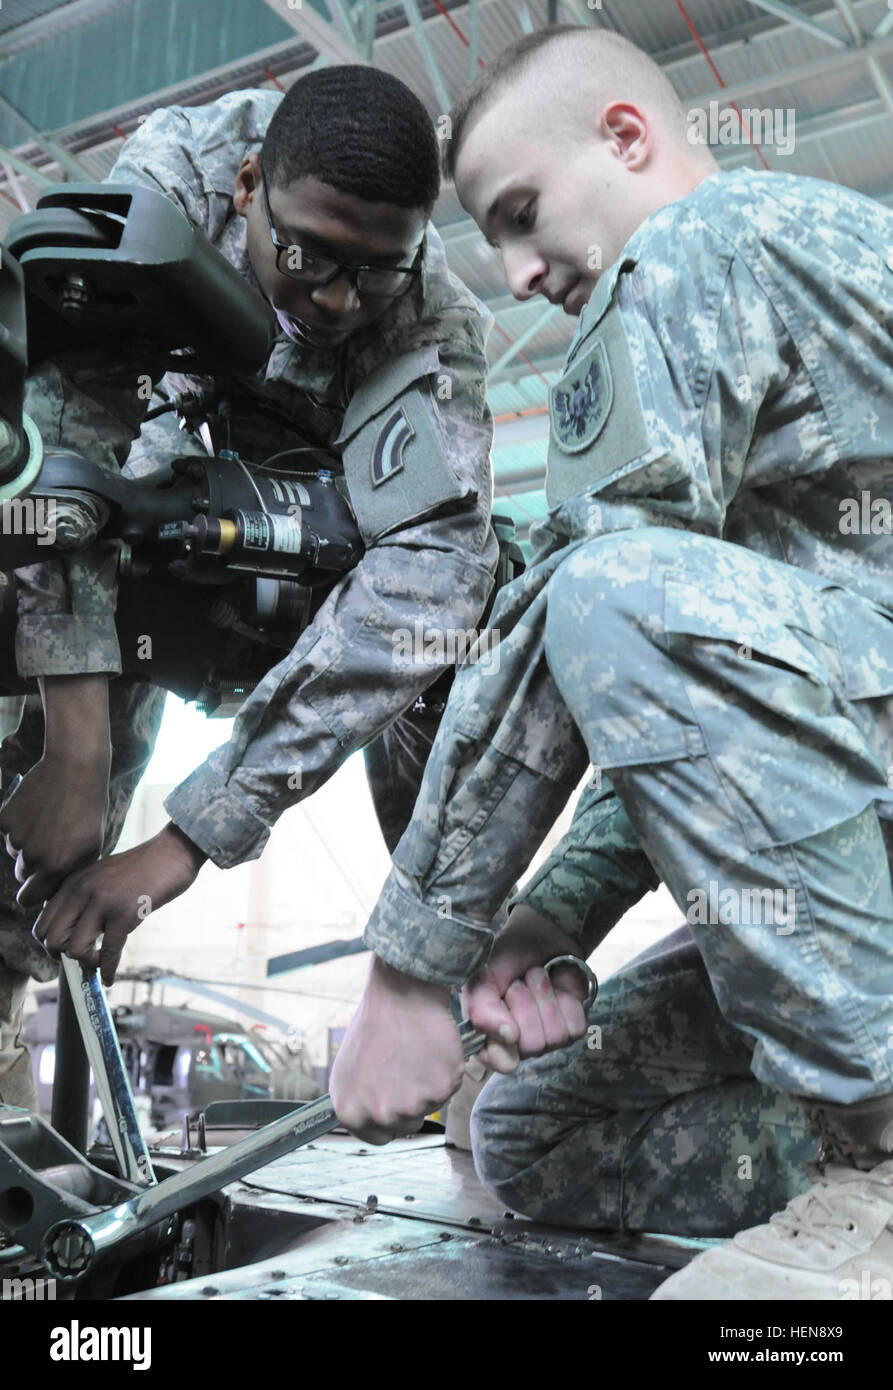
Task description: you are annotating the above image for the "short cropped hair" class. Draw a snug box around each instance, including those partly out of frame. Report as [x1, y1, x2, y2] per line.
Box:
[443, 26, 689, 179]
[263, 65, 440, 213]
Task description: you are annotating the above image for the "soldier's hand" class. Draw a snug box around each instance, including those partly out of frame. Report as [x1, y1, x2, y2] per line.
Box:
[0, 755, 110, 908]
[462, 906, 590, 1074]
[330, 956, 465, 1145]
[32, 822, 207, 985]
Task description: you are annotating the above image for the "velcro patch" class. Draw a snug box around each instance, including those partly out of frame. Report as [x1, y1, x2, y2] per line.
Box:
[338, 351, 468, 544]
[550, 340, 613, 454]
[545, 299, 651, 511]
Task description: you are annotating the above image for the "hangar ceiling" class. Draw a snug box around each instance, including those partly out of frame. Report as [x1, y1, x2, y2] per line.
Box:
[2, 0, 891, 540]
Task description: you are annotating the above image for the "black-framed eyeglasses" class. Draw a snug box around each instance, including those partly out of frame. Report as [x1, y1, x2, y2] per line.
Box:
[260, 163, 423, 299]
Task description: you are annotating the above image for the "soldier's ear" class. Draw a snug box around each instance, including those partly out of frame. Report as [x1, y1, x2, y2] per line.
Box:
[600, 102, 649, 169]
[233, 154, 262, 217]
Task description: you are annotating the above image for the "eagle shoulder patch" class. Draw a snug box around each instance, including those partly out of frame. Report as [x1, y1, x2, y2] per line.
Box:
[545, 301, 652, 510]
[550, 340, 613, 454]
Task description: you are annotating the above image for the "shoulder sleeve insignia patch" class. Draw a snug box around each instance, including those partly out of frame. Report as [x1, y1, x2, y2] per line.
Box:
[545, 299, 653, 511]
[371, 407, 414, 487]
[550, 340, 613, 454]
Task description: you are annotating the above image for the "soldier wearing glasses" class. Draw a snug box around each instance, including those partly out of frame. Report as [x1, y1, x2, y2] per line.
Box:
[0, 66, 505, 1098]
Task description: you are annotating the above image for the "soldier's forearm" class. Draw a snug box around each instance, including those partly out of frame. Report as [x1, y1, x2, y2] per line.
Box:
[38, 674, 112, 765]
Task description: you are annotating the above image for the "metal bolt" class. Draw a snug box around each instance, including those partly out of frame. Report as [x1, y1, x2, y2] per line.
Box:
[333, 1255, 349, 1266]
[389, 1243, 404, 1253]
[59, 273, 93, 314]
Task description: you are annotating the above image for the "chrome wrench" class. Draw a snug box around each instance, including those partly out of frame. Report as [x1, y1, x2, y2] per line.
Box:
[60, 956, 156, 1188]
[40, 954, 597, 1280]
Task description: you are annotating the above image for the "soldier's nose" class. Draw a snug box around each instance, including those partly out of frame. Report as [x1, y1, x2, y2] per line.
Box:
[502, 247, 548, 302]
[310, 273, 362, 315]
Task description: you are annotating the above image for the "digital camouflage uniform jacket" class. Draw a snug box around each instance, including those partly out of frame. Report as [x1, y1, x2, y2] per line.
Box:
[364, 168, 893, 986]
[15, 89, 502, 868]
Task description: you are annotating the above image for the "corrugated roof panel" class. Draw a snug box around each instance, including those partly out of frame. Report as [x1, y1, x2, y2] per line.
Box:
[490, 375, 555, 413]
[622, 0, 853, 61]
[801, 115, 893, 198]
[0, 0, 74, 36]
[0, 0, 294, 145]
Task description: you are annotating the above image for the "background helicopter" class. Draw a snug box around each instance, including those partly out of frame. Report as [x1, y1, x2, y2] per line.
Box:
[22, 964, 322, 1136]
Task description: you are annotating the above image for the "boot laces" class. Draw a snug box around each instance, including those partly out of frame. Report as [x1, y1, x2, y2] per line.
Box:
[768, 1173, 868, 1250]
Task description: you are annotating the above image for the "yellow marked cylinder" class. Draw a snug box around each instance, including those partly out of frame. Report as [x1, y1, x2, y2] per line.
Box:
[214, 517, 237, 553]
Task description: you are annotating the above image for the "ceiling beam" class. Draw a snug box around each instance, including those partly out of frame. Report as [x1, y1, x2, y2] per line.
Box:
[867, 54, 893, 116]
[0, 146, 54, 188]
[259, 0, 366, 64]
[401, 0, 452, 109]
[468, 0, 481, 80]
[691, 29, 893, 105]
[755, 93, 887, 142]
[743, 0, 850, 49]
[0, 160, 30, 212]
[516, 0, 535, 35]
[874, 7, 893, 39]
[326, 0, 362, 47]
[0, 94, 92, 181]
[360, 0, 376, 61]
[0, 0, 135, 59]
[488, 305, 562, 380]
[830, 0, 863, 44]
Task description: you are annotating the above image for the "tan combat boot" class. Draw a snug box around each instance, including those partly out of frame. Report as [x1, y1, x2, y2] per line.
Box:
[651, 1094, 893, 1300]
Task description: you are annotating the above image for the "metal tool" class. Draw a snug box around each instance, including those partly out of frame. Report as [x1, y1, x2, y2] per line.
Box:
[60, 957, 156, 1188]
[40, 954, 598, 1280]
[456, 953, 598, 1053]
